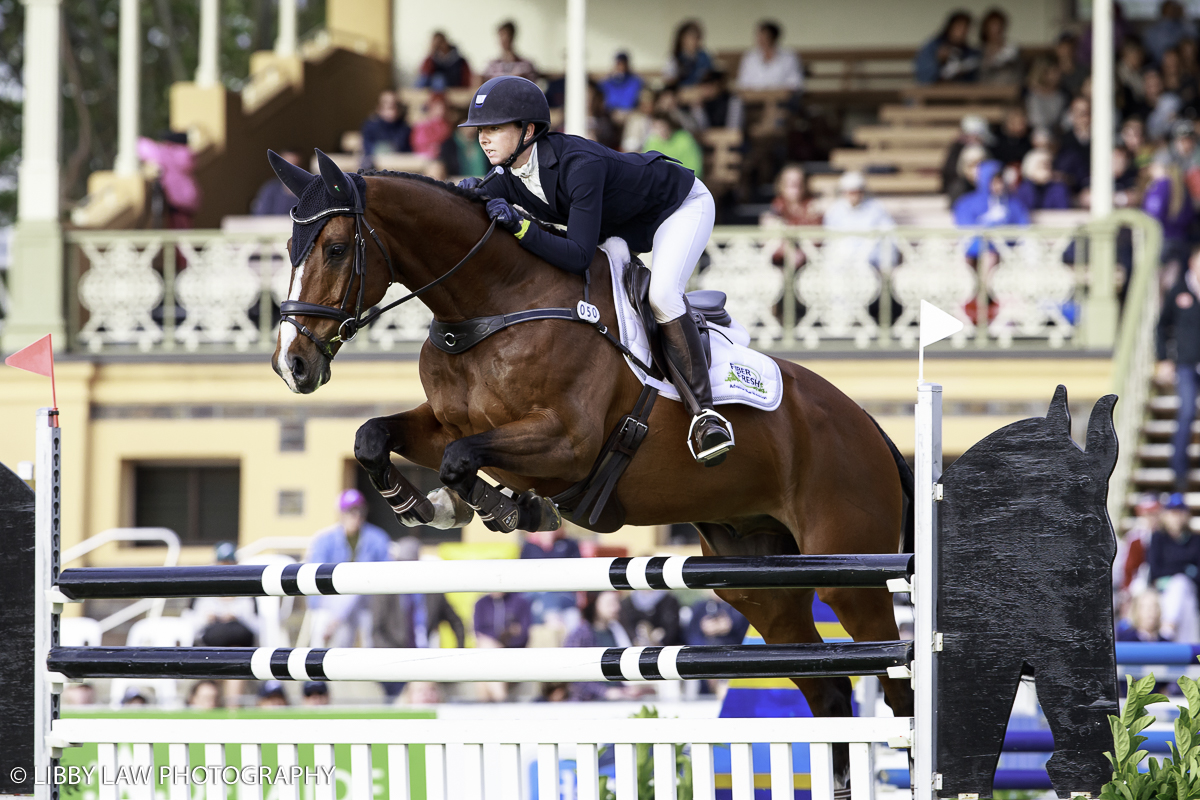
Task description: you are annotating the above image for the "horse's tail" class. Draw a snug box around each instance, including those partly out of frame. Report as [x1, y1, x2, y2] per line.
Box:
[865, 411, 915, 555]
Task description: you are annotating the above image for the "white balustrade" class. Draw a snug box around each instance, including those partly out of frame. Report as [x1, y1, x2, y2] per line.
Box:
[64, 220, 1151, 354]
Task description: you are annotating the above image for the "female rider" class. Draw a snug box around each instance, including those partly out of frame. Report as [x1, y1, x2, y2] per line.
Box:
[458, 75, 733, 466]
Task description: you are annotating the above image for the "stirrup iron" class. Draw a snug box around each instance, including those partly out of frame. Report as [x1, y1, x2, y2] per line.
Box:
[688, 409, 735, 465]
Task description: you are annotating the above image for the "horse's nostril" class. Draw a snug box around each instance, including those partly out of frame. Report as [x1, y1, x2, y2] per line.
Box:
[291, 357, 308, 382]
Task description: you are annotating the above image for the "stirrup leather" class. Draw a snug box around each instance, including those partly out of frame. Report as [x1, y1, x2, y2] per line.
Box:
[687, 409, 735, 463]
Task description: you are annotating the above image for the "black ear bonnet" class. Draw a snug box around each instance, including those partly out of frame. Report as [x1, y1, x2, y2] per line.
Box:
[287, 172, 367, 267]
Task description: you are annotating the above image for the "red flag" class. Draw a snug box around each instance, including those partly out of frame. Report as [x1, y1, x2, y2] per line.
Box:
[5, 334, 57, 409]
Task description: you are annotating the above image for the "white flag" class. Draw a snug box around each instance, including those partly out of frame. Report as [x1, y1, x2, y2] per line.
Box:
[919, 300, 964, 348]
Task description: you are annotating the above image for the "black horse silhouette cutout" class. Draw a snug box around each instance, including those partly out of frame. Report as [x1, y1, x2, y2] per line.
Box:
[937, 386, 1119, 796]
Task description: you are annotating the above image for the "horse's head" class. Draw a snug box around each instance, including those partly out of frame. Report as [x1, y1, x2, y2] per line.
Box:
[270, 149, 394, 394]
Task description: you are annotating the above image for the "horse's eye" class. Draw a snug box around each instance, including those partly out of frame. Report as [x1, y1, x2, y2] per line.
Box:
[329, 243, 347, 258]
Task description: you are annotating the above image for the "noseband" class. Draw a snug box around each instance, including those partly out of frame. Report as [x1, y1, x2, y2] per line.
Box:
[279, 205, 497, 360]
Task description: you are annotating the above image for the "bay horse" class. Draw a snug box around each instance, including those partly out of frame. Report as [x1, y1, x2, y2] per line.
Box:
[270, 152, 913, 785]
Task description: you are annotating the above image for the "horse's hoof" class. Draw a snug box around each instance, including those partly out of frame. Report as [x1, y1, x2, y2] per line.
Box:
[517, 491, 562, 531]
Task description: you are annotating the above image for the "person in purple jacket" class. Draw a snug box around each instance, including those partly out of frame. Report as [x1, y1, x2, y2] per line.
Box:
[1014, 150, 1071, 210]
[473, 591, 532, 701]
[1144, 152, 1196, 271]
[953, 159, 1030, 260]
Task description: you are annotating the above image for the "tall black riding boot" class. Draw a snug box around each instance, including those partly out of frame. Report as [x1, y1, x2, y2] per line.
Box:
[660, 313, 734, 466]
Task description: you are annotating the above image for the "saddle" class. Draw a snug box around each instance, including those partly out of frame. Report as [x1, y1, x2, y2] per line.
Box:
[621, 258, 733, 382]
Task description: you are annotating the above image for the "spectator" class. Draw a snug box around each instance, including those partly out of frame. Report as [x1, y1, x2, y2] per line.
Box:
[186, 680, 222, 709]
[121, 687, 150, 706]
[416, 31, 471, 90]
[1117, 39, 1148, 116]
[643, 113, 703, 177]
[1144, 67, 1184, 143]
[684, 594, 749, 646]
[991, 107, 1032, 166]
[1169, 120, 1200, 200]
[946, 143, 989, 204]
[411, 94, 453, 160]
[1092, 145, 1143, 209]
[192, 541, 259, 647]
[1053, 96, 1092, 193]
[1122, 117, 1155, 171]
[257, 680, 289, 707]
[761, 164, 822, 226]
[302, 681, 330, 706]
[521, 527, 582, 628]
[653, 87, 701, 135]
[620, 89, 657, 153]
[306, 489, 392, 648]
[953, 159, 1030, 227]
[599, 53, 644, 113]
[823, 171, 898, 267]
[915, 10, 979, 85]
[482, 20, 537, 82]
[1025, 58, 1067, 132]
[372, 537, 465, 701]
[1146, 493, 1200, 641]
[1143, 154, 1194, 270]
[1163, 47, 1199, 111]
[563, 592, 639, 701]
[1144, 0, 1196, 65]
[1116, 493, 1161, 593]
[1116, 590, 1170, 642]
[251, 149, 303, 214]
[1015, 150, 1071, 210]
[689, 71, 744, 131]
[62, 683, 96, 706]
[400, 682, 443, 704]
[138, 133, 199, 229]
[942, 115, 995, 196]
[620, 590, 683, 647]
[360, 90, 412, 168]
[664, 20, 714, 88]
[736, 20, 803, 91]
[473, 591, 532, 702]
[1054, 33, 1088, 98]
[440, 113, 489, 178]
[977, 8, 1020, 86]
[588, 81, 622, 151]
[1156, 250, 1200, 493]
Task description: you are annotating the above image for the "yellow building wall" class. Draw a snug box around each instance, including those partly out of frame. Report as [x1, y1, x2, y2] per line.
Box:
[0, 354, 1114, 566]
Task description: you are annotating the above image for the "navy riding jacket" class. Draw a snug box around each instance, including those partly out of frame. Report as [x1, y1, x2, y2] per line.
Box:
[486, 132, 695, 275]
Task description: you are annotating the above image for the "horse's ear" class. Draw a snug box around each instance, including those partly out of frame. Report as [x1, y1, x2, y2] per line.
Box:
[1045, 384, 1071, 434]
[1085, 394, 1119, 477]
[314, 149, 360, 207]
[268, 149, 312, 197]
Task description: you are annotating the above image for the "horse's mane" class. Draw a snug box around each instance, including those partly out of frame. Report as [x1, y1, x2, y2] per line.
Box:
[357, 169, 487, 206]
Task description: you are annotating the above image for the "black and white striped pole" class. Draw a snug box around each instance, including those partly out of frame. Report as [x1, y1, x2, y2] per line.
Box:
[55, 554, 914, 600]
[47, 641, 913, 683]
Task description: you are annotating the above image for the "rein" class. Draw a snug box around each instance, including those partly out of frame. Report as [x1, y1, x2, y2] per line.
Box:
[279, 204, 497, 360]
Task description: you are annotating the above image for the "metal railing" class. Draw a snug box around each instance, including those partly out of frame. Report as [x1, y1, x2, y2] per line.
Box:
[63, 217, 1155, 356]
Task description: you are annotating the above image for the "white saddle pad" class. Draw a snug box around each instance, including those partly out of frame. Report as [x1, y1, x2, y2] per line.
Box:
[600, 238, 783, 412]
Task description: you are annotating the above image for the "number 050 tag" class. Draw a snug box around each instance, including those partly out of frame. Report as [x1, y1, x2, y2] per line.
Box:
[576, 301, 601, 324]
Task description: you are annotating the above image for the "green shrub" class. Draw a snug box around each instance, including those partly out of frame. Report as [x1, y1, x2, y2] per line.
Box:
[597, 706, 693, 800]
[1101, 673, 1200, 798]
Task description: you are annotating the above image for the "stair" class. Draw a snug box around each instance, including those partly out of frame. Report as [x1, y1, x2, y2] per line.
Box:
[1120, 381, 1200, 533]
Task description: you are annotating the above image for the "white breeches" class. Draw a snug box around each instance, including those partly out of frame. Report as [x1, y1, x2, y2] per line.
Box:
[648, 178, 716, 323]
[1160, 574, 1200, 642]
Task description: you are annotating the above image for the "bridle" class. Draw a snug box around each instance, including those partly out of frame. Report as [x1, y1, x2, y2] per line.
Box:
[279, 203, 497, 361]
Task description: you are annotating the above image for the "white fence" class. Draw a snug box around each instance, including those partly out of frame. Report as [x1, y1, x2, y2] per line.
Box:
[63, 218, 1154, 354]
[50, 716, 912, 800]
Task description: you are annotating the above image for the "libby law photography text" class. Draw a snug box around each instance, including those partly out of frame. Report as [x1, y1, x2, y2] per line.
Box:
[12, 765, 337, 786]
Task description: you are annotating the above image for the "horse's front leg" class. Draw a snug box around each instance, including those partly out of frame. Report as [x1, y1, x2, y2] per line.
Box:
[439, 410, 577, 533]
[354, 403, 474, 529]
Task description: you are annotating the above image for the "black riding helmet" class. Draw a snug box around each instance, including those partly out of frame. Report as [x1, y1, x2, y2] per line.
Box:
[459, 76, 551, 168]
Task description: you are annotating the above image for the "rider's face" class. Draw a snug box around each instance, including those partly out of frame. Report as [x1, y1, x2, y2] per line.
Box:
[477, 123, 528, 165]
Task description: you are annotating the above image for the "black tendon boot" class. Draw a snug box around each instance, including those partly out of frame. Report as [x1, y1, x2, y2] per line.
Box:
[660, 314, 734, 466]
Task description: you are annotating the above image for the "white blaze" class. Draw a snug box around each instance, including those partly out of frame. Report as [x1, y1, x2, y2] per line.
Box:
[276, 257, 306, 393]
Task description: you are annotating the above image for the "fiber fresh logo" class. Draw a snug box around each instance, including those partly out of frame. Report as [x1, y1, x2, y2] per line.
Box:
[726, 364, 766, 396]
[475, 94, 487, 106]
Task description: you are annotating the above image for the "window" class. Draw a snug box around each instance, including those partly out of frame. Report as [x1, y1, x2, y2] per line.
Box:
[354, 460, 463, 544]
[133, 464, 240, 545]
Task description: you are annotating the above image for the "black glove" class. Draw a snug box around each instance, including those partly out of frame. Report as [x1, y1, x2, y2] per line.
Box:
[486, 197, 524, 235]
[457, 176, 483, 192]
